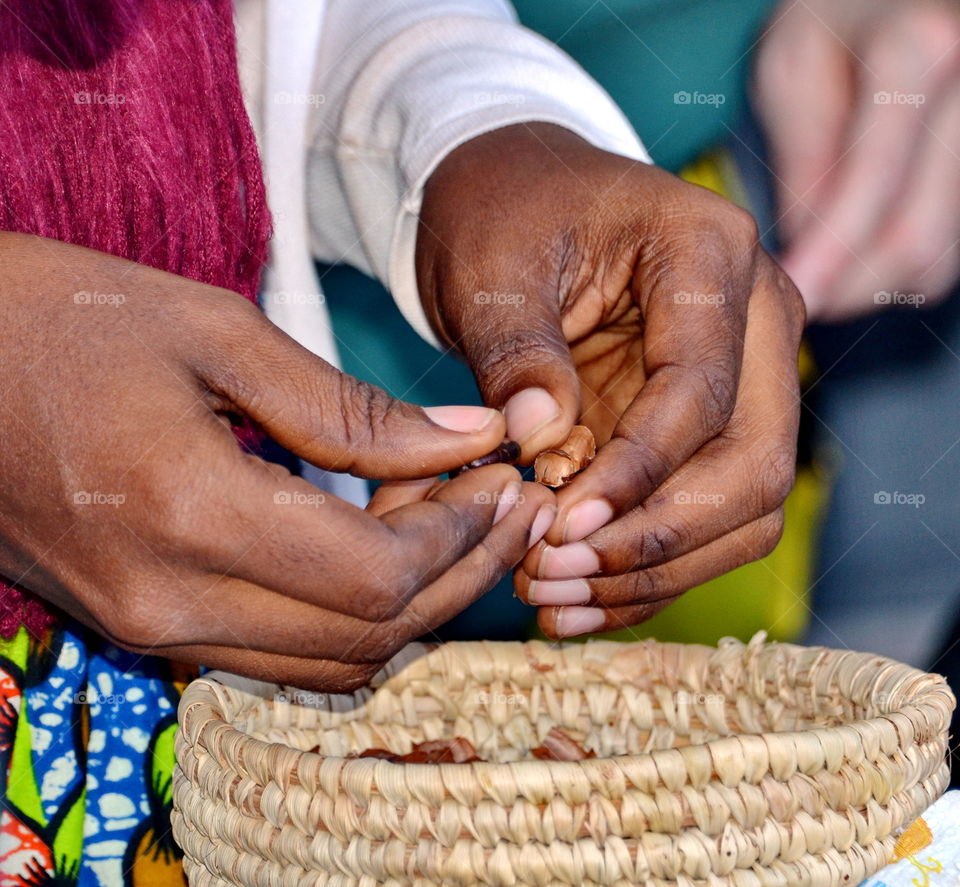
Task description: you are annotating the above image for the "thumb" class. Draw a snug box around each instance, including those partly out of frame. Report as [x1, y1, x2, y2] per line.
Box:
[194, 297, 506, 479]
[439, 287, 581, 464]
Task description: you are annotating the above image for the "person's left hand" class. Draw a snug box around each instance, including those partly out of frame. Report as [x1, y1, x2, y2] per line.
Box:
[417, 123, 805, 639]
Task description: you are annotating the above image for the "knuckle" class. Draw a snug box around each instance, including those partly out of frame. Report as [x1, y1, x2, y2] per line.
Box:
[724, 205, 762, 248]
[470, 325, 567, 394]
[691, 363, 739, 434]
[148, 480, 217, 557]
[624, 569, 662, 602]
[103, 584, 163, 650]
[673, 201, 761, 281]
[609, 435, 671, 494]
[757, 445, 797, 513]
[332, 374, 385, 450]
[784, 279, 808, 333]
[350, 620, 408, 664]
[631, 522, 684, 569]
[768, 259, 807, 333]
[361, 587, 408, 623]
[755, 510, 786, 559]
[682, 200, 759, 256]
[466, 538, 513, 587]
[182, 286, 263, 356]
[181, 280, 250, 322]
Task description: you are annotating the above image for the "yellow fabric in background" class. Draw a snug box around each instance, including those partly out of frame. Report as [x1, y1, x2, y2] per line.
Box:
[555, 466, 825, 646]
[531, 152, 826, 647]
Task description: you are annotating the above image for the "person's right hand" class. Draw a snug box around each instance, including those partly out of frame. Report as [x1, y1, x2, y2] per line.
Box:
[0, 233, 555, 691]
[755, 0, 960, 321]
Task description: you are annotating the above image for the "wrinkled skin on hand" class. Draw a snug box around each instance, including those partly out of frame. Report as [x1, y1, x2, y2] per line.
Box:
[418, 123, 805, 638]
[0, 233, 555, 690]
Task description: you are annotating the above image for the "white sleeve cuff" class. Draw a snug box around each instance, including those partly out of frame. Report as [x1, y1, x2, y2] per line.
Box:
[309, 10, 651, 348]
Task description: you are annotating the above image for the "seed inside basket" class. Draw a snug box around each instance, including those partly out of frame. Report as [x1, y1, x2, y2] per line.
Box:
[311, 728, 594, 763]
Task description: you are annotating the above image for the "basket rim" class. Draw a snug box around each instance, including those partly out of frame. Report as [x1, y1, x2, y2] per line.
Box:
[177, 637, 955, 775]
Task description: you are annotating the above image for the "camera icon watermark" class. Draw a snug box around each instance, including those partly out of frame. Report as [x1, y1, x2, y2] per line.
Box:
[674, 291, 726, 307]
[874, 290, 925, 308]
[674, 90, 726, 107]
[474, 91, 526, 107]
[674, 490, 725, 507]
[73, 491, 126, 508]
[474, 290, 526, 307]
[73, 290, 126, 307]
[874, 91, 926, 107]
[274, 91, 325, 106]
[75, 91, 126, 105]
[874, 490, 925, 508]
[274, 690, 329, 706]
[273, 490, 326, 507]
[75, 690, 126, 705]
[676, 690, 725, 706]
[476, 689, 528, 707]
[273, 290, 324, 306]
[474, 489, 525, 506]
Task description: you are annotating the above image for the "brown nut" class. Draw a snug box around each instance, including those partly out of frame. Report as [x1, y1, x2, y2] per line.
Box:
[530, 727, 595, 761]
[534, 425, 596, 488]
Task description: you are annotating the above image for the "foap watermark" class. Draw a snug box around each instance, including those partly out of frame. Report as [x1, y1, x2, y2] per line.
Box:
[674, 90, 726, 107]
[75, 690, 127, 706]
[474, 290, 525, 307]
[676, 690, 725, 706]
[476, 690, 528, 707]
[75, 91, 126, 105]
[74, 290, 126, 307]
[474, 489, 525, 506]
[874, 290, 925, 308]
[274, 690, 329, 706]
[871, 691, 907, 710]
[274, 91, 325, 106]
[473, 91, 526, 107]
[874, 491, 925, 508]
[674, 290, 726, 307]
[73, 491, 125, 508]
[274, 490, 326, 507]
[874, 91, 926, 107]
[674, 490, 725, 507]
[272, 290, 325, 307]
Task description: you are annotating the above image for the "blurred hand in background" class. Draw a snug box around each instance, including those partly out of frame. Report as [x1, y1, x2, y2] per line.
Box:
[755, 0, 960, 322]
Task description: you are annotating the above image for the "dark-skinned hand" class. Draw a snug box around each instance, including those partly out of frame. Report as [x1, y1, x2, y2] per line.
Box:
[417, 123, 805, 639]
[0, 232, 555, 690]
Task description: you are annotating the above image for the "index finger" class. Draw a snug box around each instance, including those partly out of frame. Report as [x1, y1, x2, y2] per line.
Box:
[208, 455, 527, 621]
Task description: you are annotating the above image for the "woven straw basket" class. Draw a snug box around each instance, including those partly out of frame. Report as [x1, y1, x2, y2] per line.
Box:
[172, 635, 954, 887]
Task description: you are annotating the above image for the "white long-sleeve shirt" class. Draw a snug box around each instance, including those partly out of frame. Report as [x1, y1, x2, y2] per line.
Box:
[233, 0, 650, 500]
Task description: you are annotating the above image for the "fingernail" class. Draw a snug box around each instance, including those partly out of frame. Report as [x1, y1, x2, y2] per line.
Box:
[424, 405, 497, 433]
[493, 482, 523, 525]
[539, 542, 600, 579]
[562, 499, 614, 543]
[528, 504, 556, 547]
[528, 578, 591, 606]
[503, 388, 561, 443]
[556, 606, 606, 637]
